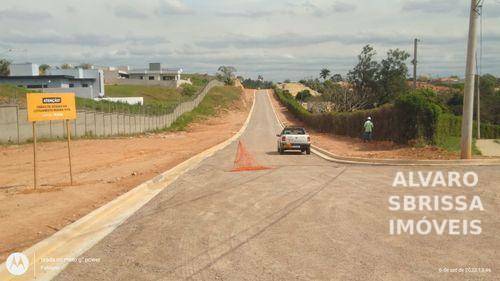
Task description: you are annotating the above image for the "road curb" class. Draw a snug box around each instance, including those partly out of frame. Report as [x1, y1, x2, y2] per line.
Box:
[266, 90, 500, 167]
[0, 90, 257, 281]
[311, 145, 500, 166]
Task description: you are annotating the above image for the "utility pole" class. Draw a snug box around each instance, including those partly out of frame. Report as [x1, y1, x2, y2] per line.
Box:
[412, 38, 420, 89]
[460, 0, 481, 159]
[476, 74, 481, 139]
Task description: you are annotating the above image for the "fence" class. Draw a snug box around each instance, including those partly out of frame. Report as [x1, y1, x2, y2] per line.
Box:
[0, 80, 223, 143]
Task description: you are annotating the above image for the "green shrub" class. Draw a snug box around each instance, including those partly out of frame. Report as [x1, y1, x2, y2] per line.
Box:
[274, 87, 311, 121]
[274, 86, 500, 144]
[181, 84, 198, 97]
[435, 113, 500, 142]
[295, 90, 312, 102]
[275, 87, 438, 143]
[395, 90, 442, 142]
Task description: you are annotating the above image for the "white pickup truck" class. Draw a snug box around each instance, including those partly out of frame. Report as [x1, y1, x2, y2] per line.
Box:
[276, 126, 311, 155]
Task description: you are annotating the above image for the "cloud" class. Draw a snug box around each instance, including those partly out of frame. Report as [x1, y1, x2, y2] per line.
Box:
[483, 3, 500, 18]
[402, 0, 457, 13]
[0, 8, 52, 20]
[196, 32, 422, 49]
[66, 6, 77, 13]
[215, 10, 275, 18]
[293, 1, 329, 17]
[157, 0, 194, 15]
[215, 1, 356, 19]
[288, 1, 356, 17]
[0, 31, 169, 46]
[333, 2, 357, 13]
[195, 31, 500, 52]
[114, 5, 149, 19]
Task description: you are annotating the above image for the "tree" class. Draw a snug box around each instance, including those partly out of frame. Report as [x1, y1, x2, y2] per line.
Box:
[0, 59, 10, 76]
[61, 63, 72, 69]
[346, 45, 380, 109]
[78, 63, 92, 69]
[477, 74, 499, 125]
[330, 74, 343, 83]
[295, 90, 312, 102]
[479, 74, 497, 96]
[257, 75, 264, 81]
[320, 68, 331, 80]
[241, 77, 273, 89]
[217, 66, 237, 85]
[376, 49, 410, 104]
[39, 64, 50, 75]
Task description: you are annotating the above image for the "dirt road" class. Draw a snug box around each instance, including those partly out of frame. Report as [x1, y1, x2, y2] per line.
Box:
[56, 91, 498, 280]
[0, 89, 252, 262]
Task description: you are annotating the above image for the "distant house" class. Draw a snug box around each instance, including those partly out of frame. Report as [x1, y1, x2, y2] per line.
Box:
[0, 63, 105, 99]
[129, 63, 182, 81]
[96, 65, 130, 84]
[106, 63, 192, 88]
[432, 77, 462, 84]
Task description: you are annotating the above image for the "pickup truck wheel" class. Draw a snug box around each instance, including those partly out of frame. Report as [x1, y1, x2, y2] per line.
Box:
[306, 147, 311, 155]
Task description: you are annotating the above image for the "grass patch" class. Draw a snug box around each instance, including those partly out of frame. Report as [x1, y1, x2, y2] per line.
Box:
[436, 136, 481, 155]
[0, 84, 30, 106]
[1, 79, 211, 115]
[105, 85, 188, 106]
[167, 86, 242, 131]
[182, 73, 212, 88]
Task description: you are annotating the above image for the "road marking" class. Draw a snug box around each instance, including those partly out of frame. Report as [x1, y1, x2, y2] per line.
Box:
[0, 90, 257, 281]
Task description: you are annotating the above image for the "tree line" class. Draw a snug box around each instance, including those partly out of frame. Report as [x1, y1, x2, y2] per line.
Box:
[299, 44, 499, 125]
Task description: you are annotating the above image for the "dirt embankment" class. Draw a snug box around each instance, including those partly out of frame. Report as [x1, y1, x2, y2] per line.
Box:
[268, 90, 458, 160]
[276, 83, 321, 97]
[0, 89, 254, 262]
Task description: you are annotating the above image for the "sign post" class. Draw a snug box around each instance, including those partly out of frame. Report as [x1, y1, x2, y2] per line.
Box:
[32, 121, 37, 189]
[27, 93, 77, 189]
[66, 120, 74, 185]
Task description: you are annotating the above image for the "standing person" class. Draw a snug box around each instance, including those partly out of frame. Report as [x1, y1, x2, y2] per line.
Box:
[363, 117, 374, 142]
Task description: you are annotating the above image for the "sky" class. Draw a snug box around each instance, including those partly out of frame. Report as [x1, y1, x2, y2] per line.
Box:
[0, 0, 499, 81]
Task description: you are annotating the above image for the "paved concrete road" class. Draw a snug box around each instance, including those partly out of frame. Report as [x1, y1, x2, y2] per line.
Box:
[477, 139, 500, 157]
[57, 91, 499, 280]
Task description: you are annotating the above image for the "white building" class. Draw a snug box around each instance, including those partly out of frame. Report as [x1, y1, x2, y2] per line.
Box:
[9, 62, 39, 76]
[0, 63, 105, 99]
[46, 68, 105, 97]
[118, 63, 191, 88]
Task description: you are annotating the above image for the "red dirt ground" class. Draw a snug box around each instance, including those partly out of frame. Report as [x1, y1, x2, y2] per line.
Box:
[0, 88, 253, 262]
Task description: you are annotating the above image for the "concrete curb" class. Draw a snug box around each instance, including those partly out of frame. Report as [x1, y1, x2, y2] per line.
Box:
[266, 90, 500, 167]
[311, 145, 500, 166]
[0, 90, 257, 281]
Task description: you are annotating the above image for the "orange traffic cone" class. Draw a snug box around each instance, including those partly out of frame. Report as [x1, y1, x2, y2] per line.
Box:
[231, 141, 270, 172]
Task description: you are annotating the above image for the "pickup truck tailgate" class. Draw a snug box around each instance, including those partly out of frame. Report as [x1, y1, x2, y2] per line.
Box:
[284, 135, 308, 144]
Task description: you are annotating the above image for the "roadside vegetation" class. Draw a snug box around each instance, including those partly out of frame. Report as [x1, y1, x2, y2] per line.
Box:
[276, 44, 500, 155]
[168, 86, 242, 131]
[240, 75, 273, 89]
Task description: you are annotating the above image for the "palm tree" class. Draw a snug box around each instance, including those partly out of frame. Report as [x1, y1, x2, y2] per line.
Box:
[320, 68, 331, 80]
